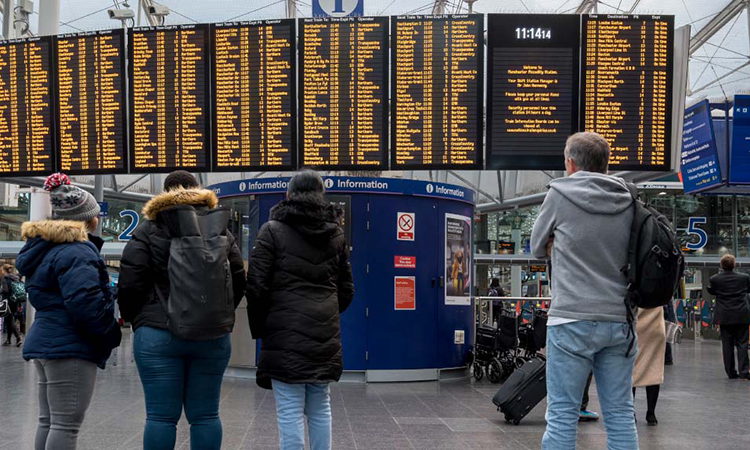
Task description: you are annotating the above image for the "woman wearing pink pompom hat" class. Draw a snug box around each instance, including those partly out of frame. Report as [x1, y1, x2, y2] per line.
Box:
[16, 173, 121, 450]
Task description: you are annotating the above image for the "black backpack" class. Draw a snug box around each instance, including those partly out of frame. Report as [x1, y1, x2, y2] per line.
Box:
[157, 205, 235, 340]
[621, 187, 684, 353]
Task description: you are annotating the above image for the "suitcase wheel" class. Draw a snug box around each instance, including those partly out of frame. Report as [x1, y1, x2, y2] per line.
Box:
[513, 419, 520, 426]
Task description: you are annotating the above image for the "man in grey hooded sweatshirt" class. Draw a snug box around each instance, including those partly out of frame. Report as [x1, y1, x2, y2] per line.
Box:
[531, 132, 638, 450]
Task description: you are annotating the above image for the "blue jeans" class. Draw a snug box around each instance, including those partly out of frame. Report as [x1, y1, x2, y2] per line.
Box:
[133, 326, 231, 450]
[272, 380, 332, 450]
[542, 321, 638, 450]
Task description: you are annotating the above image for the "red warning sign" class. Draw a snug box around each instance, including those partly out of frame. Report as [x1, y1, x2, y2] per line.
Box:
[394, 276, 415, 310]
[397, 212, 415, 241]
[394, 255, 416, 269]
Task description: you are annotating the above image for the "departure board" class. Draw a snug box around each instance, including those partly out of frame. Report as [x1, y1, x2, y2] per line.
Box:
[582, 15, 674, 171]
[0, 37, 55, 176]
[129, 24, 210, 173]
[56, 30, 127, 175]
[487, 14, 580, 170]
[212, 20, 296, 171]
[391, 15, 484, 169]
[299, 17, 389, 170]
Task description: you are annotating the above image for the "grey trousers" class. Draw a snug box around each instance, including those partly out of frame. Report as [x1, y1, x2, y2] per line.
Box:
[34, 359, 97, 450]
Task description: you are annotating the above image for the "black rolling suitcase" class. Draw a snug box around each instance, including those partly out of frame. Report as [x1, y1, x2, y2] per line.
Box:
[492, 357, 546, 425]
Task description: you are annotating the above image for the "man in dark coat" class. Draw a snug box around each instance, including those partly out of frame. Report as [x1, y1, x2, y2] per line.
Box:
[708, 254, 750, 379]
[246, 170, 354, 450]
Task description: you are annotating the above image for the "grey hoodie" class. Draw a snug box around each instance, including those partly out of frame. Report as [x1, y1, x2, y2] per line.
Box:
[530, 171, 634, 323]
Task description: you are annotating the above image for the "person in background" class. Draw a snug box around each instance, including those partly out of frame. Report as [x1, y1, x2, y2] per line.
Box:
[1, 264, 23, 347]
[708, 254, 750, 380]
[488, 278, 505, 297]
[118, 170, 246, 450]
[531, 132, 637, 449]
[246, 170, 354, 450]
[579, 374, 599, 422]
[16, 173, 121, 450]
[632, 307, 667, 426]
[664, 300, 677, 366]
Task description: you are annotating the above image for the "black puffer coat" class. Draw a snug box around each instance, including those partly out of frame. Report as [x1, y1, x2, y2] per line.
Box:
[246, 199, 354, 389]
[118, 189, 246, 331]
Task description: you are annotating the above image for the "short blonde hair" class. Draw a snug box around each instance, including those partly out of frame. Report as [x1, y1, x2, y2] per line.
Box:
[720, 254, 735, 271]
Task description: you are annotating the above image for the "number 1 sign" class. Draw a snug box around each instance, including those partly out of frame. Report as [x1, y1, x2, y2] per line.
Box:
[312, 0, 363, 17]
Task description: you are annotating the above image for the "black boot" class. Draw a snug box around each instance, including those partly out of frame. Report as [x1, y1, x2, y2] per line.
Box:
[2, 340, 10, 346]
[646, 412, 658, 426]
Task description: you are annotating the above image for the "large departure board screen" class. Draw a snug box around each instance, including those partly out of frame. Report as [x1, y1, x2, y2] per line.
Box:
[129, 24, 210, 173]
[56, 30, 127, 175]
[212, 20, 296, 172]
[0, 37, 55, 176]
[300, 17, 388, 170]
[391, 15, 484, 169]
[486, 14, 580, 170]
[582, 15, 674, 171]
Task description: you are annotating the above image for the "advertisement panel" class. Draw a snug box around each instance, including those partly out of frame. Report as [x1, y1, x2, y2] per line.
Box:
[445, 213, 472, 306]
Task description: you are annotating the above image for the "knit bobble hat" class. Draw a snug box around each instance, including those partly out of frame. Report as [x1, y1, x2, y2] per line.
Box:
[43, 173, 100, 222]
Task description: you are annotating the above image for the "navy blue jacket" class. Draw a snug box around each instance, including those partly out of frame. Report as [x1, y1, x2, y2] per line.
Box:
[16, 220, 121, 368]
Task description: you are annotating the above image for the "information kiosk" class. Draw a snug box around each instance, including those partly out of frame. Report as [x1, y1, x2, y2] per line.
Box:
[210, 176, 476, 382]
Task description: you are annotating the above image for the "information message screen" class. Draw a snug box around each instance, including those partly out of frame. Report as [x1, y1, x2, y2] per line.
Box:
[212, 20, 296, 171]
[129, 24, 210, 173]
[582, 15, 674, 171]
[391, 15, 483, 169]
[680, 100, 721, 193]
[299, 17, 388, 169]
[486, 14, 580, 170]
[0, 37, 55, 176]
[56, 30, 127, 175]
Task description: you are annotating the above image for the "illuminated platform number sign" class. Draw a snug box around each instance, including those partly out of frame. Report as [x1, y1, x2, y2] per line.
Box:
[128, 24, 211, 173]
[391, 15, 484, 170]
[0, 37, 56, 177]
[55, 29, 128, 175]
[581, 15, 674, 171]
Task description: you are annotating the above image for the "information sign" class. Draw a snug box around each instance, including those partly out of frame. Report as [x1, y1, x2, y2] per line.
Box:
[129, 25, 211, 173]
[0, 37, 56, 176]
[581, 15, 674, 171]
[299, 17, 388, 169]
[680, 100, 721, 194]
[394, 276, 416, 310]
[211, 21, 296, 171]
[391, 15, 484, 169]
[487, 14, 580, 170]
[55, 29, 127, 175]
[729, 94, 750, 184]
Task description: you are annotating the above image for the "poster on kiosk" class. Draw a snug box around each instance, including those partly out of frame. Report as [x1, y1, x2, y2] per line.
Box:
[445, 213, 472, 306]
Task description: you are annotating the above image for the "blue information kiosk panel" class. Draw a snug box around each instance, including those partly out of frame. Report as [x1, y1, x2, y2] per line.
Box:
[680, 100, 721, 194]
[729, 95, 750, 184]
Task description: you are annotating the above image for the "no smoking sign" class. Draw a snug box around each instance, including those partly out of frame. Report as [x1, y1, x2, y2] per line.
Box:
[397, 212, 415, 241]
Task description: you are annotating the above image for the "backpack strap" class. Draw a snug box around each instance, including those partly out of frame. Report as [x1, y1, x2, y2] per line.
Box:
[622, 181, 640, 358]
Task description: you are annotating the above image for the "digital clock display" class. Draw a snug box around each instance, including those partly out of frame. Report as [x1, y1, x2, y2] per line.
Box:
[515, 27, 552, 39]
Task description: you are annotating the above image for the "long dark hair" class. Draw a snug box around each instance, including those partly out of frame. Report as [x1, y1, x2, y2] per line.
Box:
[287, 170, 327, 206]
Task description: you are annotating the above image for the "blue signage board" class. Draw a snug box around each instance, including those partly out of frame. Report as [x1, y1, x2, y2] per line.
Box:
[680, 100, 722, 194]
[98, 201, 109, 217]
[729, 95, 750, 184]
[208, 176, 476, 205]
[312, 0, 363, 17]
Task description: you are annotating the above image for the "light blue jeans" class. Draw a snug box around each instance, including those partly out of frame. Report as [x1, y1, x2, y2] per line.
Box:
[271, 380, 332, 450]
[542, 321, 638, 450]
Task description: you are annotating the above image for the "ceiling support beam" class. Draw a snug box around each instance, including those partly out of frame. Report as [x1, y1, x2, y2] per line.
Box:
[688, 60, 750, 95]
[447, 171, 501, 206]
[575, 0, 597, 14]
[689, 0, 747, 55]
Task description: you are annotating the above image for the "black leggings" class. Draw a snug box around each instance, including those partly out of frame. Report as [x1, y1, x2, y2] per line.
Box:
[4, 314, 20, 342]
[632, 385, 660, 415]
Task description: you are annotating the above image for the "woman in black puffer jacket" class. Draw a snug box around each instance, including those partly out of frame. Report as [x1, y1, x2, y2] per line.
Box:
[246, 170, 354, 450]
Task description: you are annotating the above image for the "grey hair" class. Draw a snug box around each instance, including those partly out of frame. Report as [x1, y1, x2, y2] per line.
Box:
[564, 132, 610, 174]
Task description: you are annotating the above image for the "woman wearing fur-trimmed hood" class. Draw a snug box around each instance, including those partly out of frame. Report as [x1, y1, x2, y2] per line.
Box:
[117, 171, 245, 450]
[16, 173, 121, 450]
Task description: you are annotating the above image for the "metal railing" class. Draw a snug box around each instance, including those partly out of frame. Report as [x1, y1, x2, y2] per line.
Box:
[475, 296, 551, 329]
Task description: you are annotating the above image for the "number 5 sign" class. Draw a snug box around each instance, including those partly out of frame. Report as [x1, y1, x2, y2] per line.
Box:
[312, 0, 363, 17]
[685, 217, 707, 250]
